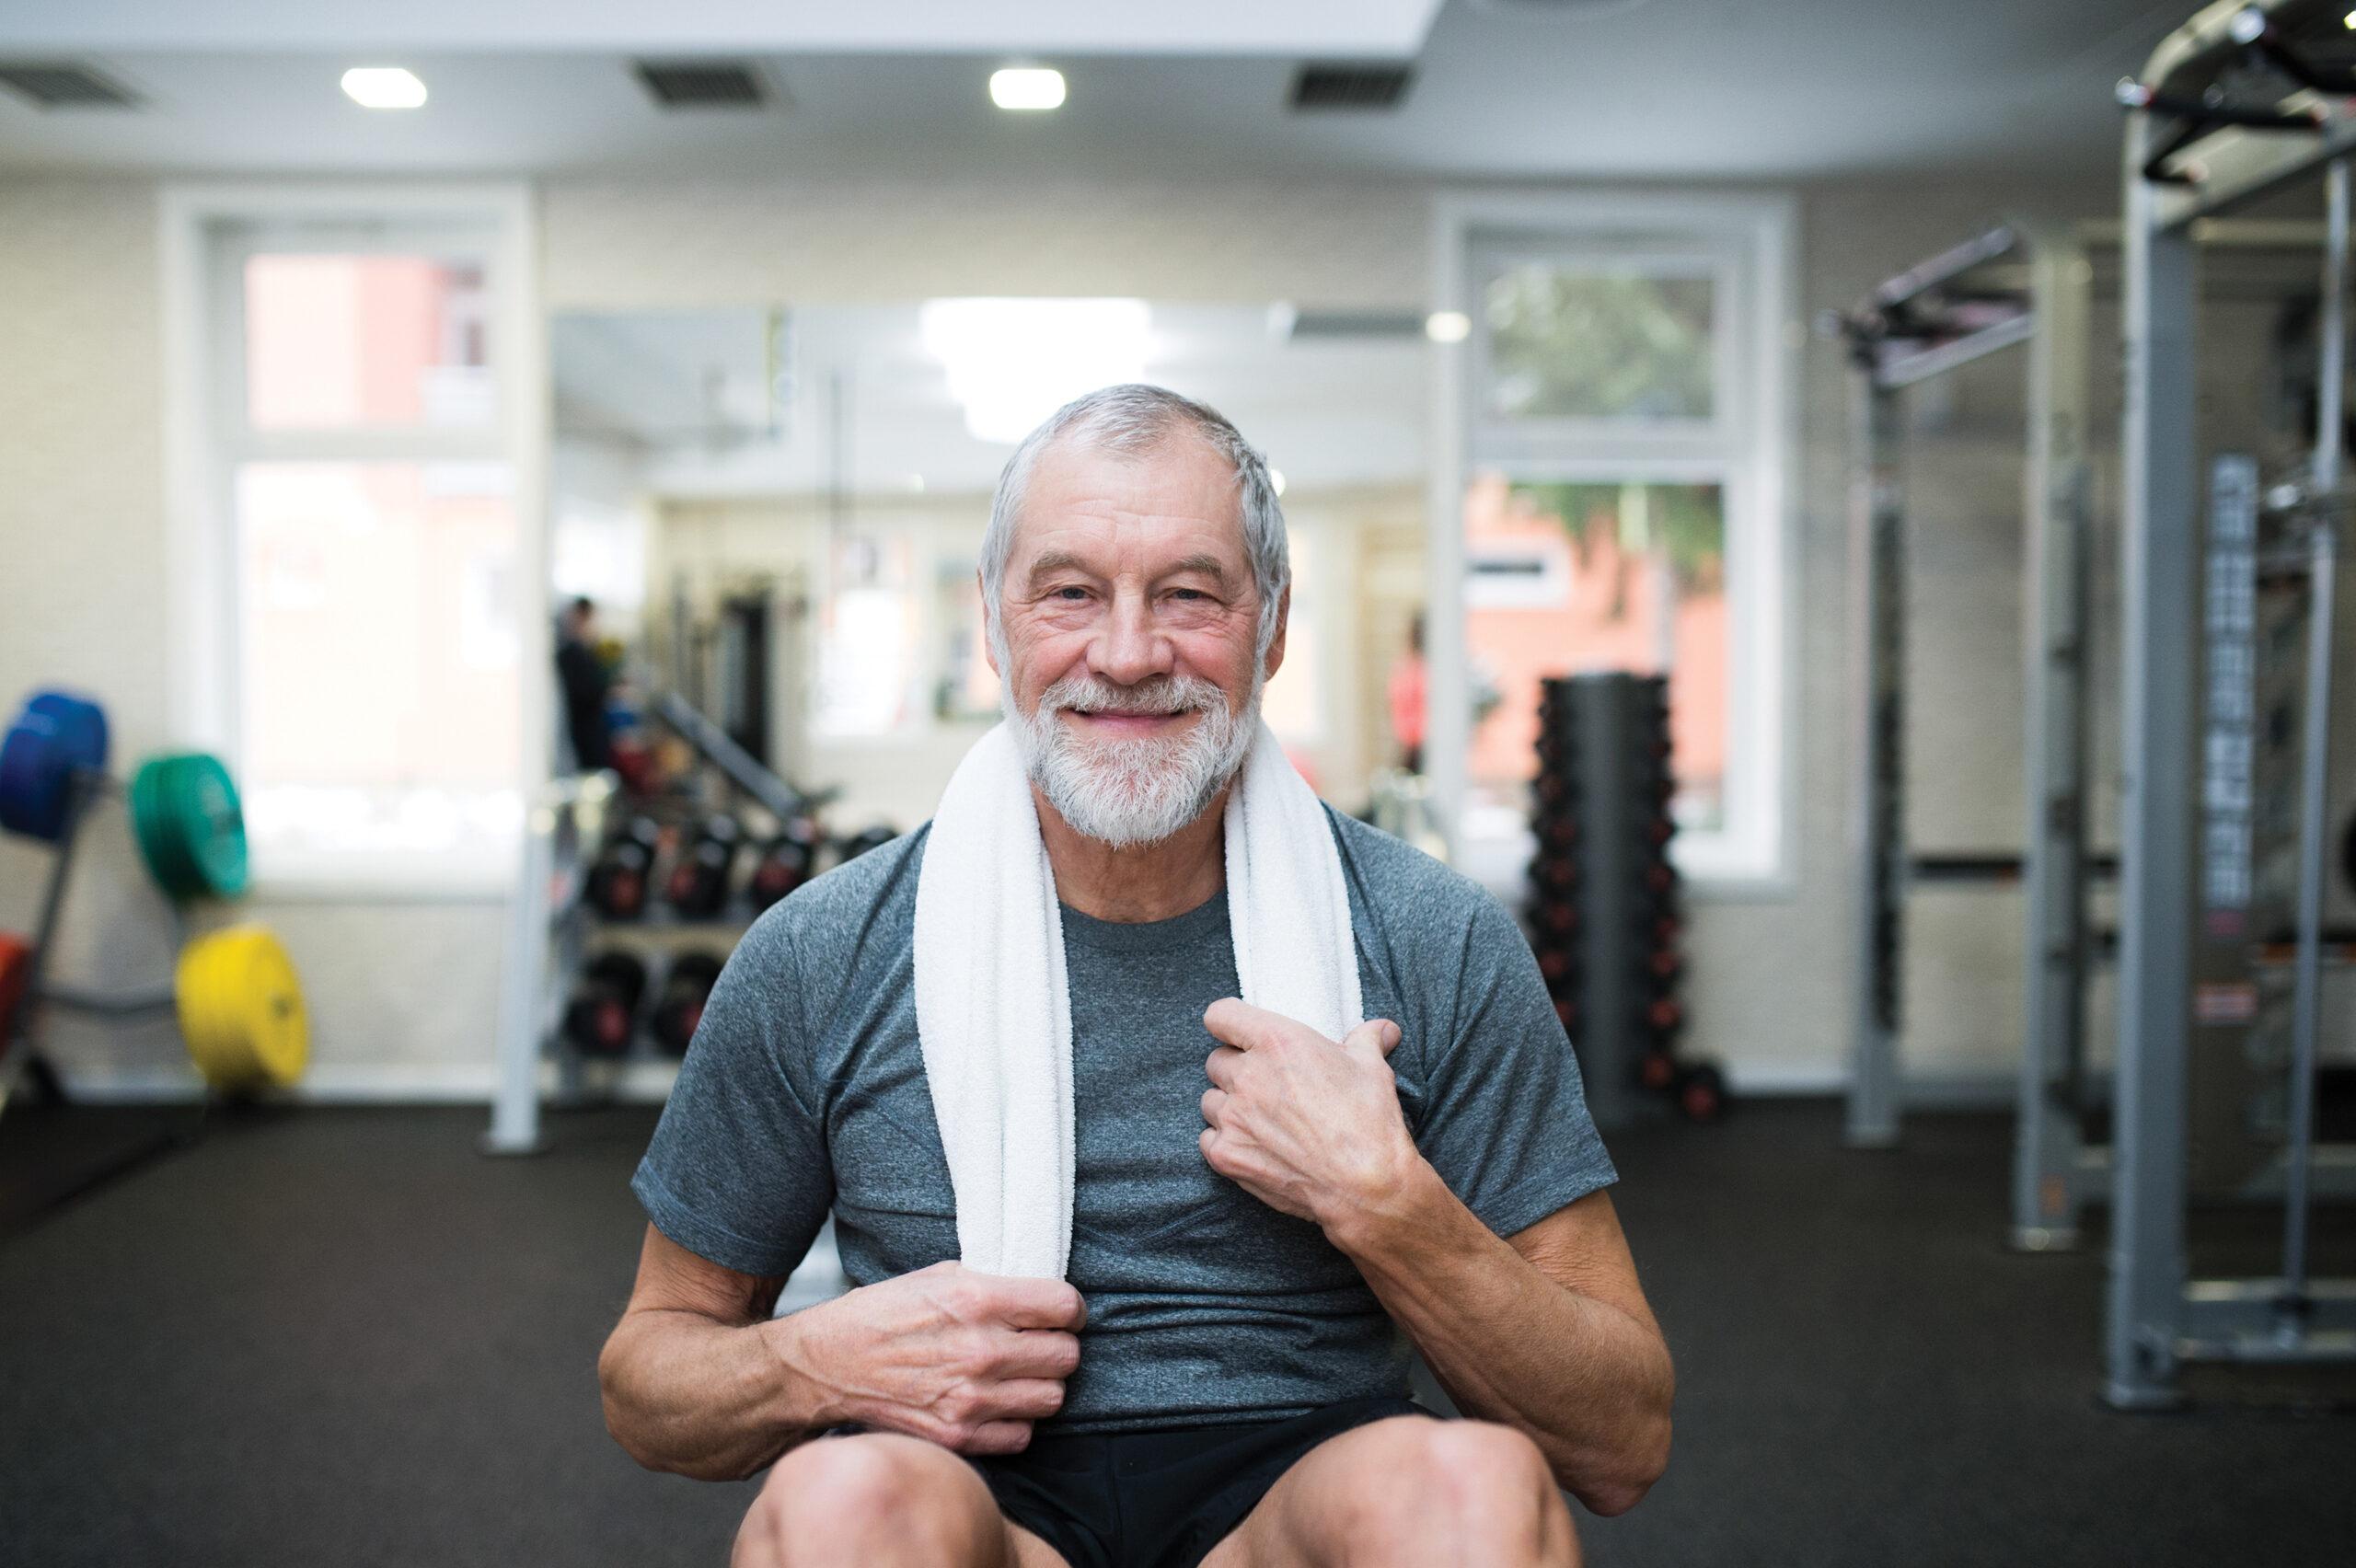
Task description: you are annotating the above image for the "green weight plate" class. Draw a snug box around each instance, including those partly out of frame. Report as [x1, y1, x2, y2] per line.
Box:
[182, 756, 248, 898]
[129, 758, 186, 896]
[131, 753, 249, 901]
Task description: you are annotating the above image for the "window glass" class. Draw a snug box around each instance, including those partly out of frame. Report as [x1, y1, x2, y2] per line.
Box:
[235, 461, 521, 855]
[1464, 476, 1727, 832]
[1261, 525, 1318, 743]
[934, 559, 1002, 721]
[245, 254, 493, 431]
[813, 529, 923, 738]
[1482, 261, 1715, 422]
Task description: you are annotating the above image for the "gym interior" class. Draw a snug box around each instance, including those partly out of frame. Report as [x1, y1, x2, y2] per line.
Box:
[5, 2, 2355, 1563]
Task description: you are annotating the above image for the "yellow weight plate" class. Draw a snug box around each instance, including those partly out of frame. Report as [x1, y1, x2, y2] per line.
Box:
[176, 926, 308, 1089]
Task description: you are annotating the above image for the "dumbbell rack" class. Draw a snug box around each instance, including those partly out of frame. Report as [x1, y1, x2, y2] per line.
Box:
[487, 806, 825, 1155]
[1526, 674, 1720, 1130]
[486, 773, 616, 1154]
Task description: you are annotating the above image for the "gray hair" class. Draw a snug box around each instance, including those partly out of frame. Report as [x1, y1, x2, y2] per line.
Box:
[980, 384, 1289, 661]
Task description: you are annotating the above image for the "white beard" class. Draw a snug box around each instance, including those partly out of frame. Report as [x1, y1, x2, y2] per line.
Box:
[1004, 667, 1264, 848]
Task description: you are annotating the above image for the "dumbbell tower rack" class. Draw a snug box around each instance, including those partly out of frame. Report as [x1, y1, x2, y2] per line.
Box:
[1527, 674, 1706, 1129]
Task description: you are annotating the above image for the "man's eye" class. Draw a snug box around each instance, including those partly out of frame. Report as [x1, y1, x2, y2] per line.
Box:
[1170, 589, 1207, 602]
[1053, 586, 1090, 602]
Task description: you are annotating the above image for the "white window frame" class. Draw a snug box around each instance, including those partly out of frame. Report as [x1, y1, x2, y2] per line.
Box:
[1427, 190, 1796, 888]
[160, 182, 549, 899]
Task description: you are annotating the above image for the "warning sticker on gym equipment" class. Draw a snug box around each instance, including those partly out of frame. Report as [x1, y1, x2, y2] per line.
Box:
[2193, 982, 2259, 1025]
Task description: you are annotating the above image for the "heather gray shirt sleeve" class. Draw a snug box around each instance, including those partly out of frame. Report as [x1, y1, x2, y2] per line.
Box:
[630, 909, 835, 1279]
[1407, 891, 1617, 1239]
[1329, 811, 1615, 1240]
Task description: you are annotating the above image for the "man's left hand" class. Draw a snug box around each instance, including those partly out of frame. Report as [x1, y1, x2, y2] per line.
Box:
[1198, 998, 1421, 1233]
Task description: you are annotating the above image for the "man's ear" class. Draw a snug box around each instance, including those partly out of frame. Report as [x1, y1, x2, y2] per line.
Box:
[1261, 586, 1290, 679]
[981, 573, 1000, 678]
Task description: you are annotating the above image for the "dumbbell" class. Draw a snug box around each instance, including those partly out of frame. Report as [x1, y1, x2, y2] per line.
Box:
[562, 951, 649, 1058]
[588, 818, 662, 920]
[651, 950, 726, 1056]
[1674, 1061, 1727, 1123]
[837, 824, 900, 863]
[664, 815, 745, 919]
[747, 817, 824, 913]
[1530, 898, 1579, 939]
[1528, 854, 1578, 895]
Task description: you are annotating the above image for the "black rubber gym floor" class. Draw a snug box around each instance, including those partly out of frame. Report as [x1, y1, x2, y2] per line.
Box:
[1, 1099, 2350, 1567]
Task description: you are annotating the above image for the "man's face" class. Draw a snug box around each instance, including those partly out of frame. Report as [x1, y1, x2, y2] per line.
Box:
[989, 433, 1287, 846]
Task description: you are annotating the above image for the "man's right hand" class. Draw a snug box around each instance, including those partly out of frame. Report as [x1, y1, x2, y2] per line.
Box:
[764, 1261, 1086, 1455]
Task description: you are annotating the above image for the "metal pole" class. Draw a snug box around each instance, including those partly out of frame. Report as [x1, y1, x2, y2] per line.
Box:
[1846, 363, 1906, 1148]
[2280, 522, 2336, 1310]
[2107, 110, 2202, 1410]
[2279, 158, 2348, 1308]
[485, 791, 557, 1156]
[2015, 231, 2095, 1250]
[2316, 161, 2349, 494]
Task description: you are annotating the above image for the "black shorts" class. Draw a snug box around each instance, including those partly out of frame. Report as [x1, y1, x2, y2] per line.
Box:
[969, 1397, 1432, 1568]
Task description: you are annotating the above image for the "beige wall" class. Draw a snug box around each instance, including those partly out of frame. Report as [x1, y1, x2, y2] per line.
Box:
[0, 178, 504, 1097]
[15, 166, 2292, 1102]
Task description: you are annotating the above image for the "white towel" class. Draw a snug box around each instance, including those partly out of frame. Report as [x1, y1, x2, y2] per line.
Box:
[912, 720, 1362, 1279]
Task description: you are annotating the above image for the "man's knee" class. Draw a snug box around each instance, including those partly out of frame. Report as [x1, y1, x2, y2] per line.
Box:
[1334, 1419, 1573, 1560]
[735, 1434, 996, 1567]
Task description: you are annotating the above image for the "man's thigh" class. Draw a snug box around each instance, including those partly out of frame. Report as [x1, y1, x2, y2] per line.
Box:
[1196, 1414, 1576, 1568]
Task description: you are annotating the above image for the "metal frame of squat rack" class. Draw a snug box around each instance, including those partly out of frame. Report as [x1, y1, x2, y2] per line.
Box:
[2109, 0, 2356, 1407]
[1835, 221, 2098, 1223]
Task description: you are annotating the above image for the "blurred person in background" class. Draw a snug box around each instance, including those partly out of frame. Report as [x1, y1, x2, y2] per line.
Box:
[558, 595, 615, 773]
[1388, 612, 1427, 775]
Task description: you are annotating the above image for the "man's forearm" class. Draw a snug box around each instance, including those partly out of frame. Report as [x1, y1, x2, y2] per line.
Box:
[599, 1308, 826, 1481]
[1326, 1164, 1673, 1516]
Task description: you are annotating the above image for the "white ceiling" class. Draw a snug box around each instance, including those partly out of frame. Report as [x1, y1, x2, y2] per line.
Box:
[553, 304, 1427, 498]
[0, 0, 1443, 57]
[0, 0, 2185, 181]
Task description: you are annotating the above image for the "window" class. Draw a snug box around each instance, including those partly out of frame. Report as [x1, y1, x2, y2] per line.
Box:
[1435, 195, 1792, 885]
[166, 188, 541, 892]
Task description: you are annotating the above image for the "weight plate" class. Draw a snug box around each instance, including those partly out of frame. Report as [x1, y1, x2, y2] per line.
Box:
[131, 754, 248, 901]
[176, 926, 308, 1090]
[2343, 809, 2356, 902]
[0, 690, 109, 842]
[0, 931, 30, 1046]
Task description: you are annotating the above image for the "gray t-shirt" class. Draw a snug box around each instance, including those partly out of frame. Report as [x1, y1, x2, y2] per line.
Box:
[631, 807, 1616, 1434]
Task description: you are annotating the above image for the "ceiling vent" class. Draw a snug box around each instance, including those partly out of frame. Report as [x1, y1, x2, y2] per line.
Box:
[1285, 308, 1426, 340]
[0, 62, 140, 110]
[1289, 63, 1414, 112]
[1472, 0, 1661, 14]
[633, 60, 775, 111]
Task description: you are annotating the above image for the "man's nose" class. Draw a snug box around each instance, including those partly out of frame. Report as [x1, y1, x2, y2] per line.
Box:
[1089, 592, 1173, 687]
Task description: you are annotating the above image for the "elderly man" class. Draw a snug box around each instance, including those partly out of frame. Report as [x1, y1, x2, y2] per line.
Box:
[599, 385, 1672, 1568]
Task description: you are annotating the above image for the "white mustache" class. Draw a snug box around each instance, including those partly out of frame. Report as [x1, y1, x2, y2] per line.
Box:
[1039, 675, 1223, 720]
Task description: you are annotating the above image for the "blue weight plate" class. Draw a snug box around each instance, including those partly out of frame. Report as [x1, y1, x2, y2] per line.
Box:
[0, 691, 110, 841]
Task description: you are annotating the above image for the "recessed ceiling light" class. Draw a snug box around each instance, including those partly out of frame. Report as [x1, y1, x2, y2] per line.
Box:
[1425, 310, 1472, 344]
[1269, 468, 1288, 497]
[341, 67, 427, 110]
[990, 68, 1066, 111]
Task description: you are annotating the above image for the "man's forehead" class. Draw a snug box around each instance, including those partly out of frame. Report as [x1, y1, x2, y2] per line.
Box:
[1011, 437, 1248, 564]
